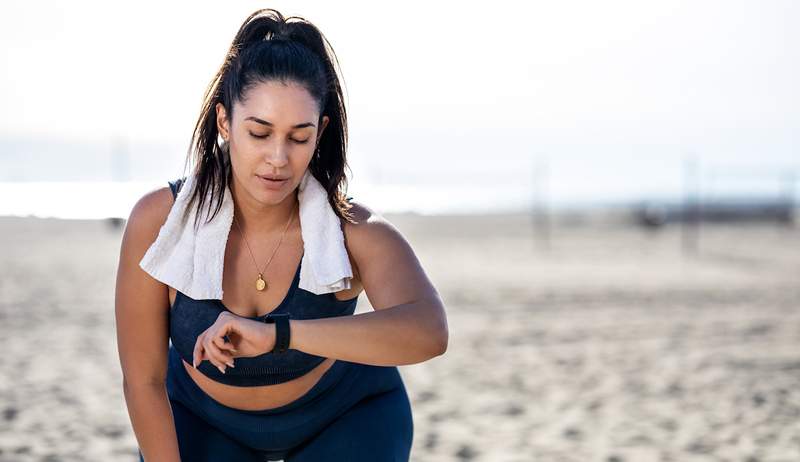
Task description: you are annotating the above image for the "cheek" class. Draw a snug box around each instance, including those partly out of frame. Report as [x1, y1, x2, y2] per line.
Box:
[235, 136, 261, 155]
[291, 146, 315, 167]
[227, 144, 258, 176]
[229, 138, 262, 162]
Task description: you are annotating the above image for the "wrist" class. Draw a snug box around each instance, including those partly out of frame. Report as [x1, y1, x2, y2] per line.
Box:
[287, 319, 308, 352]
[287, 319, 297, 350]
[263, 313, 291, 354]
[260, 321, 276, 355]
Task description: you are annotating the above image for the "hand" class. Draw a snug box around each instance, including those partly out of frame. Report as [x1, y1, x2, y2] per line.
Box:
[192, 312, 275, 374]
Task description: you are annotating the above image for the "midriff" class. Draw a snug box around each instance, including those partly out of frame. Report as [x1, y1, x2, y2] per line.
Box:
[180, 356, 336, 411]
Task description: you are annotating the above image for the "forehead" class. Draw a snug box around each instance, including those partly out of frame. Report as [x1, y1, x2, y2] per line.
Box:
[235, 80, 319, 125]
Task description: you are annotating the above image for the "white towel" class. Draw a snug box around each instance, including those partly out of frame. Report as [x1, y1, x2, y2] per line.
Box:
[138, 169, 353, 300]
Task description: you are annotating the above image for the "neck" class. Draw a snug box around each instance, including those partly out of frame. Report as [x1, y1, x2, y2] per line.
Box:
[229, 176, 298, 235]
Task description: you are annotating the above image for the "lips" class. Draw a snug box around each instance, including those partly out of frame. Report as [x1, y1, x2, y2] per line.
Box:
[257, 174, 289, 190]
[258, 174, 289, 181]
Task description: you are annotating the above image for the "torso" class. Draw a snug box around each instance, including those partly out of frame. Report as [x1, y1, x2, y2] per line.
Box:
[168, 210, 363, 411]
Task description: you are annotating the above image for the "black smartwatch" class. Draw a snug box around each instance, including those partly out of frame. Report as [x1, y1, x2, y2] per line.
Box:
[264, 313, 291, 354]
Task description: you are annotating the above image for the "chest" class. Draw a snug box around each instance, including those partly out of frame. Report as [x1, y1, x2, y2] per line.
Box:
[219, 231, 305, 318]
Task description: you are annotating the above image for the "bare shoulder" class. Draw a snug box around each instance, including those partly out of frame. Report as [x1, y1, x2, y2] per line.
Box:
[339, 200, 433, 307]
[340, 201, 409, 272]
[116, 184, 175, 311]
[124, 186, 175, 250]
[118, 186, 178, 283]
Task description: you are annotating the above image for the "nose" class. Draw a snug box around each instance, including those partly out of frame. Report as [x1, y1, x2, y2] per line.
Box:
[263, 145, 289, 170]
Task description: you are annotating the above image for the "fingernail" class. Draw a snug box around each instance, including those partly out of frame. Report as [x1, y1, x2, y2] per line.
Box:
[226, 361, 235, 368]
[218, 365, 226, 374]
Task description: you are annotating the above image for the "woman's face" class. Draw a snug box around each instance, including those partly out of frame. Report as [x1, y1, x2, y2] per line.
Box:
[216, 80, 329, 204]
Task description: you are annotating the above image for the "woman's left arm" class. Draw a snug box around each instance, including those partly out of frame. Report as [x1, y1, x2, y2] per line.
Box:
[288, 203, 449, 366]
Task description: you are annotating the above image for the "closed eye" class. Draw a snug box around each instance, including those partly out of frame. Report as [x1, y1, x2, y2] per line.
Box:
[249, 132, 309, 144]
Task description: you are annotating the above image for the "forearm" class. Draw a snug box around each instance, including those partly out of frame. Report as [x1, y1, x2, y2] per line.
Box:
[123, 381, 182, 462]
[287, 299, 448, 366]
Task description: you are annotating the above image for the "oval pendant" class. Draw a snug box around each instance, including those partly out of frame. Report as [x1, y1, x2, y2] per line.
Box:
[256, 275, 267, 291]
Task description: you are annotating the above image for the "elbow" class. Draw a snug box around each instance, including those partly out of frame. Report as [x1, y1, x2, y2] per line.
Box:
[438, 328, 449, 355]
[430, 306, 449, 356]
[415, 297, 449, 359]
[430, 327, 449, 357]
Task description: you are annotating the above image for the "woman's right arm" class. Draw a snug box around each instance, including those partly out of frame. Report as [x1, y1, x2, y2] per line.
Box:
[115, 187, 181, 462]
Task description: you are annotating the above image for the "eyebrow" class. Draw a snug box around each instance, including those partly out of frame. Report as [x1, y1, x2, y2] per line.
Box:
[245, 116, 316, 129]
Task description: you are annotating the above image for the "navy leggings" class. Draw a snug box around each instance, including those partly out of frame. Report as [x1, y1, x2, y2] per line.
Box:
[138, 345, 414, 461]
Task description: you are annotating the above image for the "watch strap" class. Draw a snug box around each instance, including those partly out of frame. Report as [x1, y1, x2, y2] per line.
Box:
[264, 313, 291, 354]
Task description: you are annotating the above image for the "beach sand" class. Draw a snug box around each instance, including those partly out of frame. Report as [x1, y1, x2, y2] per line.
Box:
[1, 212, 799, 461]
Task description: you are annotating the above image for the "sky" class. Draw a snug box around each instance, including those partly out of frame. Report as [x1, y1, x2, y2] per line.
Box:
[1, 0, 798, 215]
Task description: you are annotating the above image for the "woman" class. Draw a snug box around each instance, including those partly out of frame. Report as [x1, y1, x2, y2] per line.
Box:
[115, 8, 448, 461]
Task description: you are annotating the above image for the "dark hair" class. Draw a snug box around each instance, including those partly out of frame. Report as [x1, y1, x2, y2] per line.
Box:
[179, 8, 353, 231]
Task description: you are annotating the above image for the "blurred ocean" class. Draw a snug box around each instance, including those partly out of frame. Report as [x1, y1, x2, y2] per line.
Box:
[1, 134, 797, 218]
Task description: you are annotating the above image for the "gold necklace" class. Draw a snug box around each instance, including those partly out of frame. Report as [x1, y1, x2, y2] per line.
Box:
[233, 200, 297, 292]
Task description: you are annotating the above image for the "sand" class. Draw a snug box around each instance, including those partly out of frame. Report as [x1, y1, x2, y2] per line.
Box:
[1, 212, 799, 461]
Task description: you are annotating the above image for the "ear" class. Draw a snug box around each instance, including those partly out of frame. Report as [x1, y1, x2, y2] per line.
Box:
[215, 103, 230, 141]
[317, 115, 330, 143]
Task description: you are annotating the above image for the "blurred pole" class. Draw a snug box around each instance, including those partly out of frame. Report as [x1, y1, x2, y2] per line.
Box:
[107, 134, 131, 229]
[531, 156, 550, 251]
[682, 154, 699, 255]
[781, 170, 797, 227]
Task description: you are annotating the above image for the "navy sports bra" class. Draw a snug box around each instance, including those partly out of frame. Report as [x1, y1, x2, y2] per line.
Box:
[166, 177, 359, 386]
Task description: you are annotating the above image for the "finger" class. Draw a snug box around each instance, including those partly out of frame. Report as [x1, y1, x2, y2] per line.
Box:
[221, 328, 239, 353]
[192, 334, 205, 369]
[212, 337, 235, 367]
[204, 336, 233, 373]
[214, 337, 237, 358]
[216, 335, 238, 353]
